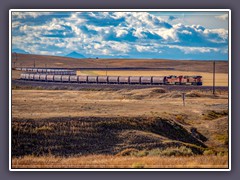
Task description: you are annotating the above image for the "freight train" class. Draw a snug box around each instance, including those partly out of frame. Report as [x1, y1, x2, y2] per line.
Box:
[19, 73, 203, 85]
[16, 68, 202, 85]
[15, 67, 75, 75]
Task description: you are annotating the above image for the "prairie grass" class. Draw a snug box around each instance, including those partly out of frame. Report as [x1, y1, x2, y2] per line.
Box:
[203, 110, 228, 120]
[12, 155, 228, 169]
[12, 89, 228, 119]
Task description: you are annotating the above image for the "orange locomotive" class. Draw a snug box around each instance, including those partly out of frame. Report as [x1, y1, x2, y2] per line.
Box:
[166, 75, 202, 85]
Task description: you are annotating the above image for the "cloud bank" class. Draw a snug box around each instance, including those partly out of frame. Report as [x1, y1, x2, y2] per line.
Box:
[11, 11, 229, 60]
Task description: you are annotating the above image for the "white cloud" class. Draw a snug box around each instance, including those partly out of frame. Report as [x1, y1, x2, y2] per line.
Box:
[12, 21, 22, 28]
[115, 29, 128, 37]
[65, 13, 86, 25]
[109, 41, 130, 53]
[11, 11, 229, 59]
[135, 45, 156, 52]
[156, 28, 177, 41]
[12, 12, 53, 19]
[168, 45, 219, 54]
[133, 27, 146, 38]
[215, 14, 228, 21]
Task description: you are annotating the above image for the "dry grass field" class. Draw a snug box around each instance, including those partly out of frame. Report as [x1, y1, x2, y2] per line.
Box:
[12, 155, 228, 169]
[11, 88, 229, 169]
[12, 53, 228, 73]
[11, 53, 229, 169]
[12, 89, 228, 119]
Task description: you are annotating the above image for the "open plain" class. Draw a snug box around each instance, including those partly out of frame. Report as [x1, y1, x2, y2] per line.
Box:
[11, 54, 229, 169]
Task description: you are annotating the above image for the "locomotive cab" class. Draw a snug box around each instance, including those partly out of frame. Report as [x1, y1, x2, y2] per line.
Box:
[182, 75, 202, 85]
[166, 75, 181, 85]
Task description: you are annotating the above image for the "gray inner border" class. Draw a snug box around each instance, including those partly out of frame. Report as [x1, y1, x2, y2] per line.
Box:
[0, 0, 239, 179]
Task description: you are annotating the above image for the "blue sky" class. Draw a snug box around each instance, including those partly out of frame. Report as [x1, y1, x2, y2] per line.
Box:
[11, 11, 229, 60]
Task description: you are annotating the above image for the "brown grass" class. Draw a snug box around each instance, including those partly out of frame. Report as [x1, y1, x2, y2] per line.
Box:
[12, 155, 228, 169]
[11, 53, 228, 73]
[12, 70, 22, 80]
[12, 116, 208, 157]
[11, 85, 229, 169]
[12, 89, 228, 119]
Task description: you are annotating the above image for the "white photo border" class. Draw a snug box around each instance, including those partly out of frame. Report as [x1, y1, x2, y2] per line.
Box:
[9, 9, 231, 171]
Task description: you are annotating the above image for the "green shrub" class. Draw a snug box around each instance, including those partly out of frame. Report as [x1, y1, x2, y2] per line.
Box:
[203, 149, 216, 156]
[217, 152, 225, 156]
[159, 146, 194, 157]
[131, 150, 148, 157]
[147, 148, 162, 156]
[129, 146, 194, 157]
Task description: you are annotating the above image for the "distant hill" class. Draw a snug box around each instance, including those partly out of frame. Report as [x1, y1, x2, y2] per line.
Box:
[65, 51, 85, 59]
[12, 48, 29, 54]
[10, 53, 228, 73]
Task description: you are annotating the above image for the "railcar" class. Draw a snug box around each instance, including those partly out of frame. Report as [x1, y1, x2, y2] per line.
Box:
[53, 75, 62, 82]
[152, 76, 166, 85]
[46, 75, 54, 82]
[20, 73, 26, 79]
[33, 74, 40, 81]
[78, 76, 88, 83]
[98, 76, 108, 84]
[108, 76, 119, 84]
[141, 76, 152, 84]
[181, 76, 202, 85]
[39, 74, 47, 81]
[129, 76, 141, 84]
[37, 69, 43, 73]
[32, 69, 38, 73]
[165, 75, 180, 85]
[88, 76, 98, 83]
[119, 76, 130, 84]
[29, 74, 35, 80]
[25, 74, 30, 80]
[26, 68, 33, 72]
[61, 75, 70, 82]
[70, 75, 78, 83]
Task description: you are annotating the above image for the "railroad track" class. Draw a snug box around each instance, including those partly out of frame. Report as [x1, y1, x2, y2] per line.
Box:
[12, 79, 228, 92]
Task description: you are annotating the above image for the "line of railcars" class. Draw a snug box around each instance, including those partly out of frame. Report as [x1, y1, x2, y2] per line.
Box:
[20, 73, 202, 85]
[15, 67, 76, 75]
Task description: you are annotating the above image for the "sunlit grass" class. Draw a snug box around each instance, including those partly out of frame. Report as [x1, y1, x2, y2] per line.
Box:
[12, 155, 228, 169]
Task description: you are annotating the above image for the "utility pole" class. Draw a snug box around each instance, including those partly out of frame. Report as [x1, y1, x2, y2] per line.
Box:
[106, 65, 108, 76]
[182, 93, 186, 106]
[34, 60, 36, 68]
[13, 52, 17, 68]
[213, 61, 215, 95]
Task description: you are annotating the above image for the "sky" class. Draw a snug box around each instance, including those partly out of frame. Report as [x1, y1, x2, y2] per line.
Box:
[11, 11, 229, 60]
